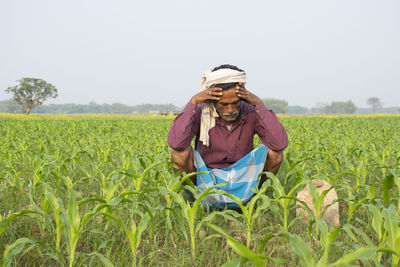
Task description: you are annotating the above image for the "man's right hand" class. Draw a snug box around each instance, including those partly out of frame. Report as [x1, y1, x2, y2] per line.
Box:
[190, 86, 222, 105]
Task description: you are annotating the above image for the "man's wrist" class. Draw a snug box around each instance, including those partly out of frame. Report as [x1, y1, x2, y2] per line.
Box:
[251, 97, 261, 106]
[190, 97, 198, 105]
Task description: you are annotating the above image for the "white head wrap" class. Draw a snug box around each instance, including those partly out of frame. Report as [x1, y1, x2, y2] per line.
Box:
[199, 68, 246, 146]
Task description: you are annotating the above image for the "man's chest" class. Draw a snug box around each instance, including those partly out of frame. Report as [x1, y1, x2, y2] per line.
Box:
[207, 121, 254, 152]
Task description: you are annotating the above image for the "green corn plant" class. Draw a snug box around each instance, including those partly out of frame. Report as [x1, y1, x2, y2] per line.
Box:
[327, 246, 378, 266]
[160, 171, 205, 231]
[382, 204, 400, 266]
[26, 181, 55, 235]
[367, 203, 386, 263]
[267, 172, 309, 230]
[2, 166, 28, 195]
[354, 200, 400, 266]
[0, 210, 44, 237]
[2, 238, 45, 267]
[342, 223, 383, 266]
[308, 181, 335, 221]
[207, 224, 285, 267]
[159, 182, 227, 259]
[207, 180, 272, 248]
[382, 172, 395, 208]
[88, 252, 114, 267]
[2, 230, 64, 265]
[44, 190, 65, 251]
[340, 183, 375, 223]
[59, 190, 121, 267]
[262, 228, 378, 267]
[393, 169, 400, 212]
[30, 155, 57, 186]
[344, 221, 400, 267]
[123, 161, 163, 192]
[308, 219, 341, 264]
[346, 150, 369, 187]
[101, 210, 152, 267]
[378, 171, 400, 266]
[100, 171, 121, 203]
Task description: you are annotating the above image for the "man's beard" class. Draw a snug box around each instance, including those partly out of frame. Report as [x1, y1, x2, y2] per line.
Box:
[220, 110, 239, 122]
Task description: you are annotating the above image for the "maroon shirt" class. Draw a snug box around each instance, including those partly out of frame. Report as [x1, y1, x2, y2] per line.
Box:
[167, 101, 288, 169]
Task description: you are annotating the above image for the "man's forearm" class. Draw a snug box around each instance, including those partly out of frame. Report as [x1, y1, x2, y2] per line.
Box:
[258, 150, 283, 189]
[167, 102, 199, 150]
[255, 102, 289, 151]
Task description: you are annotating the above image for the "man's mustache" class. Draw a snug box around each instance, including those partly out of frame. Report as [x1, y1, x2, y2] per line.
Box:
[222, 111, 239, 117]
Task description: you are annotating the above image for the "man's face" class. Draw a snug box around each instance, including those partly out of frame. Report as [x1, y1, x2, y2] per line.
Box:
[214, 87, 241, 123]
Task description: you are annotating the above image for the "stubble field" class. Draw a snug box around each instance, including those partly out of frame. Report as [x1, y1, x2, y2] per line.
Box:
[0, 114, 399, 266]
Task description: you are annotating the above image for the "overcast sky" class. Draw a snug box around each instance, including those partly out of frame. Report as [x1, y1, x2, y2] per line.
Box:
[1, 0, 399, 108]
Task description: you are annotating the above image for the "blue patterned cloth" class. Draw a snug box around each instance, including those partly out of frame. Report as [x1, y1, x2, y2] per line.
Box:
[193, 145, 268, 209]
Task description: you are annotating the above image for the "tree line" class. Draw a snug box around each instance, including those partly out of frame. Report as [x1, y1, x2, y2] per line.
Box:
[0, 99, 181, 114]
[2, 77, 399, 115]
[2, 98, 398, 115]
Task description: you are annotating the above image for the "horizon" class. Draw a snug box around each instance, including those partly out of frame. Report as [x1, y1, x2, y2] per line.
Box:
[2, 97, 398, 110]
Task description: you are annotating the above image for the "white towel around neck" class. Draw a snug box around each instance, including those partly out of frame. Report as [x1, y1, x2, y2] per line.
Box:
[199, 68, 246, 146]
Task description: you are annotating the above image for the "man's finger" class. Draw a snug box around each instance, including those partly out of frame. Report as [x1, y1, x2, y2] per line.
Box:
[209, 89, 220, 95]
[236, 88, 245, 95]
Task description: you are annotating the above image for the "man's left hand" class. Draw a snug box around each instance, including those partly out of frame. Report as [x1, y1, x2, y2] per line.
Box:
[236, 83, 261, 106]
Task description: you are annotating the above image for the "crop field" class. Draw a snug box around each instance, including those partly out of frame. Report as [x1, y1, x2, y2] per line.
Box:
[0, 114, 399, 266]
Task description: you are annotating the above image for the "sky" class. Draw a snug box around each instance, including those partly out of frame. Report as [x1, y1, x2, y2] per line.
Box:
[1, 0, 399, 108]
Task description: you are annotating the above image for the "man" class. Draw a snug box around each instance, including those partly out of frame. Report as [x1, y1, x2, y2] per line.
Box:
[167, 64, 288, 209]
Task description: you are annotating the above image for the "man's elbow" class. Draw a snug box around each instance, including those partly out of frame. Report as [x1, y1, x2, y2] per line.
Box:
[167, 136, 179, 150]
[270, 135, 288, 152]
[167, 136, 189, 151]
[280, 132, 289, 150]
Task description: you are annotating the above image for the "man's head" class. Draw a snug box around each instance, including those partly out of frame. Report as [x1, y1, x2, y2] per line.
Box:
[212, 64, 245, 90]
[212, 64, 245, 123]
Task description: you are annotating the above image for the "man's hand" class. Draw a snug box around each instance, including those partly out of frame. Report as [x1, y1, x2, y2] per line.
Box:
[236, 82, 261, 106]
[190, 85, 222, 105]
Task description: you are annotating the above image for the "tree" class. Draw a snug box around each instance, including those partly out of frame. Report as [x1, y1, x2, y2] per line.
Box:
[367, 97, 382, 113]
[5, 78, 58, 115]
[0, 99, 24, 113]
[287, 105, 309, 114]
[312, 100, 357, 114]
[261, 98, 288, 113]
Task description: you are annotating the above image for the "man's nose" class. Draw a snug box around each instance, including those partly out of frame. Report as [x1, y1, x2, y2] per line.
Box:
[226, 104, 233, 113]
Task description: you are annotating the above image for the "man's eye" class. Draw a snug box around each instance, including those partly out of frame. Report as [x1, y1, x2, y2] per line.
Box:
[232, 101, 240, 106]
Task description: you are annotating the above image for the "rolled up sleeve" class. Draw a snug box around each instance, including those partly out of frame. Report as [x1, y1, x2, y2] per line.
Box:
[254, 101, 288, 151]
[167, 102, 200, 150]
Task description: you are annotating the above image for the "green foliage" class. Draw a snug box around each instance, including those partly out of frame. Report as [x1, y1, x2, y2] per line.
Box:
[0, 99, 23, 114]
[261, 98, 288, 113]
[0, 100, 182, 114]
[0, 114, 399, 266]
[312, 100, 357, 114]
[367, 97, 383, 113]
[5, 78, 58, 115]
[287, 105, 309, 114]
